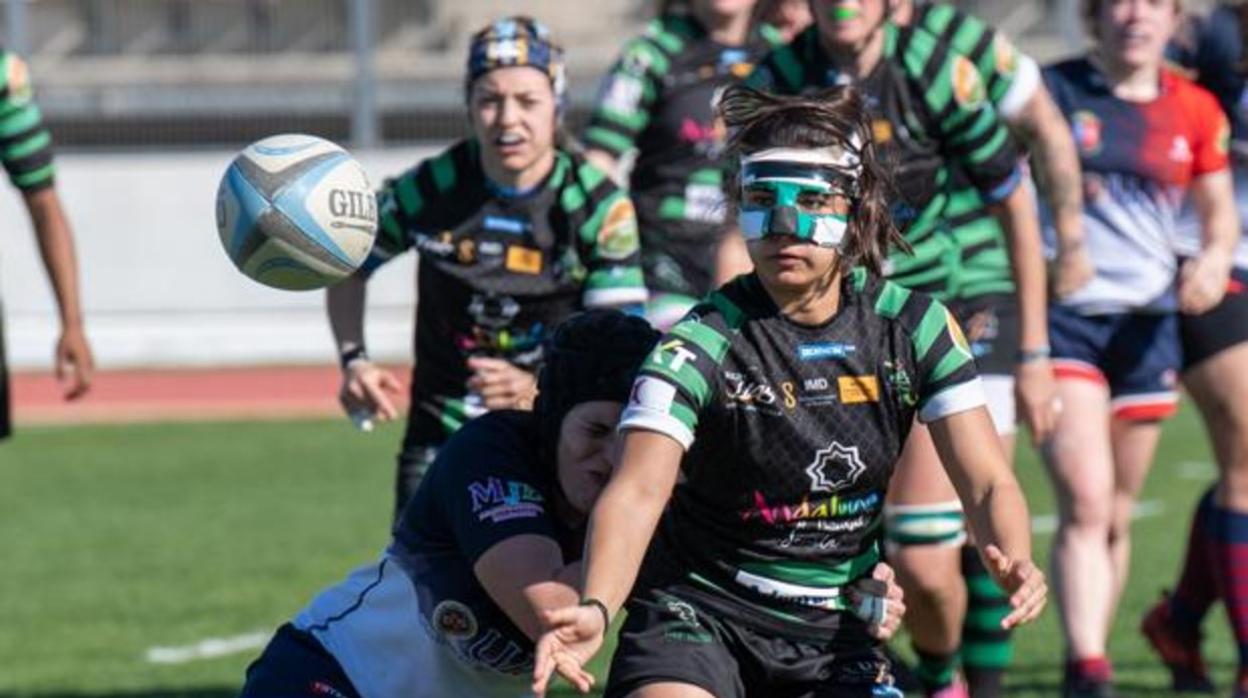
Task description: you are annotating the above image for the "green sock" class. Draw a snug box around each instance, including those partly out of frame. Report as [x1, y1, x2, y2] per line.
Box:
[961, 545, 1012, 697]
[915, 646, 959, 691]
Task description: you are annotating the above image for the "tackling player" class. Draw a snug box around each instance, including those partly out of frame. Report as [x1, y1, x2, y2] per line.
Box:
[531, 85, 1047, 698]
[1141, 3, 1248, 695]
[326, 18, 648, 517]
[584, 0, 780, 328]
[0, 49, 93, 439]
[1040, 0, 1237, 695]
[240, 311, 656, 698]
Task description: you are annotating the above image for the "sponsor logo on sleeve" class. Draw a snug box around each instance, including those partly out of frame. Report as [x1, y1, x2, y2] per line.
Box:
[467, 477, 545, 523]
[946, 309, 974, 360]
[951, 55, 986, 109]
[5, 54, 31, 104]
[838, 375, 880, 404]
[597, 198, 640, 260]
[652, 339, 698, 371]
[797, 342, 856, 361]
[993, 34, 1019, 78]
[805, 441, 867, 493]
[432, 600, 479, 639]
[600, 73, 645, 116]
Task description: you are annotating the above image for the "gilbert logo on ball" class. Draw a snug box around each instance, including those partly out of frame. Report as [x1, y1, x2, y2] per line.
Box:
[216, 134, 378, 290]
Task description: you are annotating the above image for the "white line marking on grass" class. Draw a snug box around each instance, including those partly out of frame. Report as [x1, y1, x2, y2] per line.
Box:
[1031, 499, 1164, 535]
[1178, 461, 1216, 480]
[145, 631, 270, 664]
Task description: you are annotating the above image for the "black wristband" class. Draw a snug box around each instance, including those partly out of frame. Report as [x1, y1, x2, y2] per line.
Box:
[1016, 346, 1051, 364]
[580, 597, 610, 630]
[339, 346, 369, 371]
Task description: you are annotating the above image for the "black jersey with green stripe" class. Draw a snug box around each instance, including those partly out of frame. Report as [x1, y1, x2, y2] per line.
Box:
[0, 51, 54, 192]
[744, 24, 1022, 300]
[913, 3, 1036, 117]
[585, 15, 781, 298]
[619, 270, 984, 635]
[365, 139, 647, 444]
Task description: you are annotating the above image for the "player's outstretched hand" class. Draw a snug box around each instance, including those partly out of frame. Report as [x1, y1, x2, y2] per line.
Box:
[847, 562, 906, 641]
[339, 360, 402, 429]
[1178, 251, 1232, 315]
[467, 357, 538, 410]
[55, 324, 93, 400]
[1014, 359, 1058, 446]
[984, 545, 1047, 629]
[532, 604, 606, 696]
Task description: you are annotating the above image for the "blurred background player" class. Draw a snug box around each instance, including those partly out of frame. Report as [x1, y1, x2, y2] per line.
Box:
[531, 85, 1046, 698]
[327, 17, 648, 517]
[882, 3, 1088, 696]
[744, 2, 1061, 694]
[755, 0, 815, 41]
[0, 48, 93, 441]
[1141, 2, 1248, 695]
[1039, 0, 1238, 694]
[583, 0, 780, 328]
[240, 310, 658, 698]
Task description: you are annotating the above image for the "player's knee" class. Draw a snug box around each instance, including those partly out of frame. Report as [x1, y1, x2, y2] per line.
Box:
[1064, 493, 1113, 531]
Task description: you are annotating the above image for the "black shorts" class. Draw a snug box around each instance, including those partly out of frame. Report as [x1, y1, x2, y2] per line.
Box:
[1180, 266, 1248, 371]
[605, 587, 902, 698]
[945, 294, 1018, 377]
[239, 624, 362, 698]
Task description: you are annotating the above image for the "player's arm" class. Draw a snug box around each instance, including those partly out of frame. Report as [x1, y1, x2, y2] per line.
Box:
[1179, 167, 1237, 314]
[931, 53, 1057, 443]
[579, 188, 648, 313]
[1006, 87, 1090, 298]
[23, 186, 93, 399]
[582, 37, 659, 186]
[474, 535, 583, 641]
[911, 297, 1045, 629]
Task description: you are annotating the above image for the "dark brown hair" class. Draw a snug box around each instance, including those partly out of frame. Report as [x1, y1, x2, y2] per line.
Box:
[718, 84, 905, 275]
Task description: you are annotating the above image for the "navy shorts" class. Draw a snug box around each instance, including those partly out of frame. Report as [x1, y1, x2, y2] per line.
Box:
[239, 624, 362, 698]
[1180, 266, 1248, 370]
[1048, 305, 1180, 421]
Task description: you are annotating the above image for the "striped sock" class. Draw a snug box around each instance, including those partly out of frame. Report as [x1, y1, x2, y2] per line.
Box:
[915, 647, 960, 692]
[960, 545, 1011, 698]
[1170, 488, 1218, 636]
[1208, 500, 1248, 667]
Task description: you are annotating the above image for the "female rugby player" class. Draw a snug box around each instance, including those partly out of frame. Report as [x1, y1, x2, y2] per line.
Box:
[327, 17, 648, 516]
[584, 0, 779, 328]
[1041, 0, 1238, 694]
[532, 85, 1047, 698]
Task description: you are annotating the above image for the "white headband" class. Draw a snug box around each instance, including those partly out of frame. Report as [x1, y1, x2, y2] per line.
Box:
[739, 134, 864, 175]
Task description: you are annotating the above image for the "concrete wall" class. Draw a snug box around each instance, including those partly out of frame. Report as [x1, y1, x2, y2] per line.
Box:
[1, 145, 445, 370]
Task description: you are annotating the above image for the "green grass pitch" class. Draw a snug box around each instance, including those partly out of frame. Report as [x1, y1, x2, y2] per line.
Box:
[0, 403, 1238, 697]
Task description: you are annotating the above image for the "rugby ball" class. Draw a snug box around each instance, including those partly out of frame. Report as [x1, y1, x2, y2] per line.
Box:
[215, 134, 377, 290]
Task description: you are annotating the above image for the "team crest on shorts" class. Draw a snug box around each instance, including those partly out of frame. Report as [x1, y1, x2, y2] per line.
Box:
[432, 600, 479, 639]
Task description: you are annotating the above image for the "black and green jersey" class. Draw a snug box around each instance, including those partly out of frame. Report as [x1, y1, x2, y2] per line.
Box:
[745, 24, 1022, 300]
[913, 3, 1040, 120]
[366, 139, 647, 445]
[0, 51, 54, 192]
[584, 15, 781, 298]
[619, 270, 984, 634]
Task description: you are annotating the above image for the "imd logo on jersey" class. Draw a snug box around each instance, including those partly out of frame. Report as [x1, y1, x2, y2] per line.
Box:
[1072, 111, 1103, 155]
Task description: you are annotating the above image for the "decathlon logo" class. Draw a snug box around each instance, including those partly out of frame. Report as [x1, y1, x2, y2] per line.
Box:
[805, 442, 866, 494]
[797, 342, 856, 361]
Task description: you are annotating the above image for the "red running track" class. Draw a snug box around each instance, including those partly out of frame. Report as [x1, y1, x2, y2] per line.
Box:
[10, 365, 410, 425]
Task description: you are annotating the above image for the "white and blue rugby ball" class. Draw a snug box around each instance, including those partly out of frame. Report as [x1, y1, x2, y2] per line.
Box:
[216, 134, 378, 291]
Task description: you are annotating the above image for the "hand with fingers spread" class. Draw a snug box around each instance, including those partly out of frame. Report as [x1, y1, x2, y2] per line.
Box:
[467, 357, 538, 410]
[847, 562, 906, 641]
[55, 323, 93, 400]
[339, 359, 403, 428]
[983, 544, 1047, 629]
[531, 604, 607, 696]
[1178, 250, 1232, 315]
[1015, 357, 1058, 445]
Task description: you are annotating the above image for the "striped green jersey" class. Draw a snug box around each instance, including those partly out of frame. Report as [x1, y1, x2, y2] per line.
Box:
[0, 50, 54, 192]
[364, 139, 648, 444]
[585, 15, 782, 298]
[620, 270, 984, 635]
[744, 23, 1023, 300]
